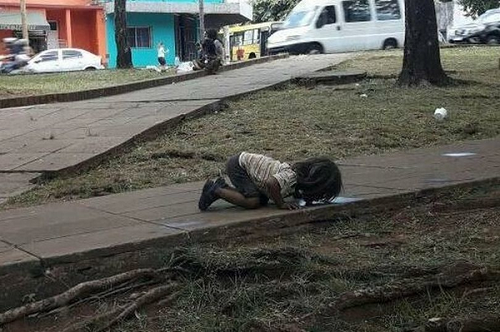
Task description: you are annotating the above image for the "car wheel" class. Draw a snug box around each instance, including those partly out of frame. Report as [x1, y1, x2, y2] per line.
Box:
[307, 43, 323, 55]
[383, 39, 398, 50]
[486, 35, 500, 45]
[84, 67, 97, 71]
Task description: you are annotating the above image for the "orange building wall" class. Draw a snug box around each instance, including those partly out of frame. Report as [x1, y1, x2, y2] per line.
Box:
[0, 30, 13, 55]
[0, 1, 107, 60]
[71, 10, 96, 54]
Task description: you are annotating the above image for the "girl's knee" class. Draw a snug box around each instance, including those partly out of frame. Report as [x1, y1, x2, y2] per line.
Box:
[245, 198, 262, 210]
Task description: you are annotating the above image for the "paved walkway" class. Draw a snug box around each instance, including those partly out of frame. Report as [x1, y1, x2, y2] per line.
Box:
[0, 138, 498, 273]
[0, 54, 350, 203]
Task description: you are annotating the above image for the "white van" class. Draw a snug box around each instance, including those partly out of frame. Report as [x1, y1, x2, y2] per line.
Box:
[267, 0, 405, 54]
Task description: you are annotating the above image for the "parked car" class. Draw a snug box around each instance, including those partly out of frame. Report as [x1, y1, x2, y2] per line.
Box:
[267, 0, 405, 55]
[449, 8, 500, 44]
[24, 48, 104, 73]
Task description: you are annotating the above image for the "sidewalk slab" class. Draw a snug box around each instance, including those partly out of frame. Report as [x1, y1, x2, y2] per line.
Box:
[18, 223, 186, 264]
[0, 240, 38, 268]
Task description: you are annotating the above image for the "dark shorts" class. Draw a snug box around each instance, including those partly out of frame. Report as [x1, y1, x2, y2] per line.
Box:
[227, 154, 269, 206]
[158, 57, 166, 66]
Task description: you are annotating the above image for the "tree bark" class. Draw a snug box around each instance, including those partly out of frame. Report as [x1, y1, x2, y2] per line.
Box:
[115, 0, 133, 69]
[398, 0, 450, 86]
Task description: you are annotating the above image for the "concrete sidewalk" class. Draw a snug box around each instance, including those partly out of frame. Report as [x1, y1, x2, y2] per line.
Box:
[1, 138, 498, 274]
[0, 54, 350, 203]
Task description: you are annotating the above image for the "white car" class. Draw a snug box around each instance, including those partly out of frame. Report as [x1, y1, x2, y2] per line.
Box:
[25, 48, 104, 73]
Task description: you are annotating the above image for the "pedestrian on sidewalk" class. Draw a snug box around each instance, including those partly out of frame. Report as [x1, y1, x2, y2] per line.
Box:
[157, 42, 168, 70]
[199, 152, 342, 211]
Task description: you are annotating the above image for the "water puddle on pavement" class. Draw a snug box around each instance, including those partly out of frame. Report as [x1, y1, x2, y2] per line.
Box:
[442, 152, 477, 157]
[299, 197, 364, 207]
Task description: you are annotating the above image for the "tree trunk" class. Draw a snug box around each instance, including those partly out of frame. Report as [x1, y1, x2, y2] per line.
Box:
[114, 0, 133, 69]
[398, 0, 450, 86]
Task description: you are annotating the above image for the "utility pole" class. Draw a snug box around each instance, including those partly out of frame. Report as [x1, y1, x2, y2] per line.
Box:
[20, 0, 29, 41]
[198, 0, 205, 41]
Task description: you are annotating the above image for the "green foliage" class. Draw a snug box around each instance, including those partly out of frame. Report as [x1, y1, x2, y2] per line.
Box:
[458, 0, 500, 17]
[252, 0, 301, 23]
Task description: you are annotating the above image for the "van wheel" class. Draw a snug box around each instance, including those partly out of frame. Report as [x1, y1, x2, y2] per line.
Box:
[84, 67, 97, 71]
[307, 43, 323, 55]
[383, 39, 398, 50]
[486, 35, 500, 45]
[248, 53, 257, 59]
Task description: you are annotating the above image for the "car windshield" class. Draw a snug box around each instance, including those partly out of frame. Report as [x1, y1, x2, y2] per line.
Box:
[478, 11, 500, 24]
[282, 7, 318, 29]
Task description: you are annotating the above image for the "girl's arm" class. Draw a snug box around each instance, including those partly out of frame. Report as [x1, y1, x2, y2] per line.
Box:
[265, 178, 299, 210]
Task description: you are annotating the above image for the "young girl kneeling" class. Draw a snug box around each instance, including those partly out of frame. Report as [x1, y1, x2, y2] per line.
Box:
[199, 152, 342, 211]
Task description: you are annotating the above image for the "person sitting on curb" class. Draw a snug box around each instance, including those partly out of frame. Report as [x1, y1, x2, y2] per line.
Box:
[193, 29, 224, 74]
[198, 152, 342, 211]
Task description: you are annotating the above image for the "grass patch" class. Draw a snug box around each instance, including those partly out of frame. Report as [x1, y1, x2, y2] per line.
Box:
[4, 47, 500, 209]
[0, 68, 175, 98]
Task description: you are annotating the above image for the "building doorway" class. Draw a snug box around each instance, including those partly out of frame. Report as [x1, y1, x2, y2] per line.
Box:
[175, 14, 198, 61]
[47, 21, 59, 49]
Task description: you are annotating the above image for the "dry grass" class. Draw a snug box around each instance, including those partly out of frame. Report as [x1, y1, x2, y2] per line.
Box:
[4, 47, 500, 209]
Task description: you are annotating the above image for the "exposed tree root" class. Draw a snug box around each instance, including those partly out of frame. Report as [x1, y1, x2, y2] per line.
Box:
[322, 263, 500, 314]
[424, 315, 500, 332]
[95, 284, 181, 332]
[39, 279, 160, 319]
[0, 268, 161, 325]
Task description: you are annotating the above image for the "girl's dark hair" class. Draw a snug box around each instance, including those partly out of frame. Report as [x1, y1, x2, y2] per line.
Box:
[293, 157, 342, 203]
[206, 29, 218, 40]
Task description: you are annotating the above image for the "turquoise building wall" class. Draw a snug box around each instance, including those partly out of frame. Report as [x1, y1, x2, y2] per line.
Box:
[106, 13, 176, 68]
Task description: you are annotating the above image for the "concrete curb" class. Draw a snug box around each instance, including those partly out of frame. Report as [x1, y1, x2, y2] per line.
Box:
[0, 54, 289, 110]
[0, 176, 498, 312]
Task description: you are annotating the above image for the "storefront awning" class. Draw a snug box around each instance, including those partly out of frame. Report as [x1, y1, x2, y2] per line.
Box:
[0, 11, 50, 31]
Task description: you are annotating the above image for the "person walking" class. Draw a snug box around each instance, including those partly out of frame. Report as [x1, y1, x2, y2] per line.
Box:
[157, 42, 168, 70]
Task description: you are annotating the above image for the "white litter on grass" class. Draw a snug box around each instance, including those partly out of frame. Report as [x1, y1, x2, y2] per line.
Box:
[176, 61, 194, 73]
[145, 65, 162, 73]
[434, 107, 448, 121]
[442, 152, 477, 157]
[360, 93, 368, 98]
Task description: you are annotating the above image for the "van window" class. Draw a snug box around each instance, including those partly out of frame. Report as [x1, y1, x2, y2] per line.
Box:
[283, 7, 318, 29]
[375, 0, 401, 21]
[342, 0, 372, 22]
[322, 6, 337, 25]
